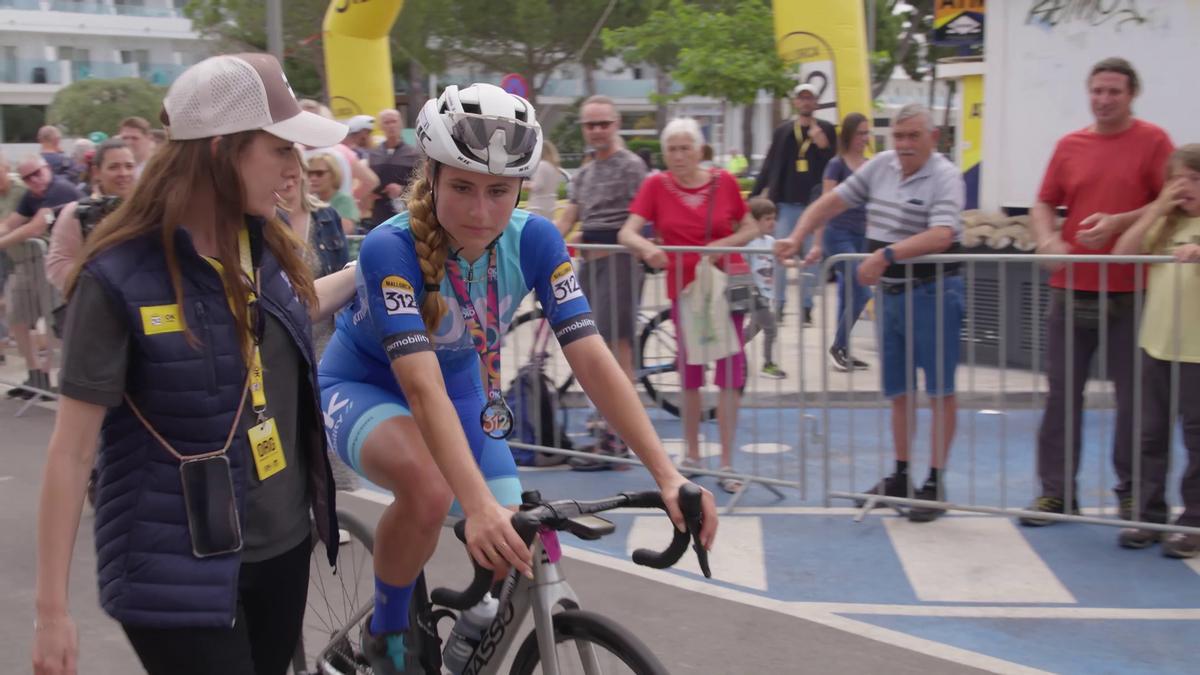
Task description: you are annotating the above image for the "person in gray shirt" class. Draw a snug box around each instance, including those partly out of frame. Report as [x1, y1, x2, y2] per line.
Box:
[555, 95, 647, 469]
[778, 104, 965, 523]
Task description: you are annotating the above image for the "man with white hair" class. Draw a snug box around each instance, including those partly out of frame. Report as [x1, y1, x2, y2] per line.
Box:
[777, 103, 965, 522]
[343, 114, 375, 160]
[753, 82, 838, 325]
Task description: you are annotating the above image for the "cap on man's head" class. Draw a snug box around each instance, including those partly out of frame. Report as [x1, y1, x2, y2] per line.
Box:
[346, 115, 375, 134]
[791, 83, 818, 98]
[161, 53, 347, 147]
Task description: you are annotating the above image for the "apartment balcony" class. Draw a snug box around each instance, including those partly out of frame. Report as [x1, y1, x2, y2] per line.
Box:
[538, 78, 681, 101]
[0, 0, 197, 39]
[0, 58, 188, 105]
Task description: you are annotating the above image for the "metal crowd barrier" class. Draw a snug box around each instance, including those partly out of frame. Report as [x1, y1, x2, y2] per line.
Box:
[818, 252, 1200, 536]
[502, 243, 815, 511]
[0, 237, 61, 415]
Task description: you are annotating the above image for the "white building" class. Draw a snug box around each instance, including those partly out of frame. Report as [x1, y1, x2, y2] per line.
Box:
[0, 0, 207, 142]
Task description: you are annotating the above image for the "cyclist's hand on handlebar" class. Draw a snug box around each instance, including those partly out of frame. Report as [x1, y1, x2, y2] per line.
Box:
[660, 475, 718, 550]
[465, 501, 533, 578]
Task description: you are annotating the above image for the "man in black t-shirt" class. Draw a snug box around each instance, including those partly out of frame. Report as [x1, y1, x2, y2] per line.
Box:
[0, 155, 83, 399]
[367, 109, 420, 228]
[752, 82, 837, 323]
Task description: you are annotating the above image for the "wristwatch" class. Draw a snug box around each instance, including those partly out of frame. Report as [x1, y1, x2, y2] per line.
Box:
[42, 210, 55, 227]
[882, 246, 896, 264]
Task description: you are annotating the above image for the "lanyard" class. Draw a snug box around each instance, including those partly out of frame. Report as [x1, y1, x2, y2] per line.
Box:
[207, 229, 267, 418]
[793, 121, 813, 173]
[443, 248, 512, 439]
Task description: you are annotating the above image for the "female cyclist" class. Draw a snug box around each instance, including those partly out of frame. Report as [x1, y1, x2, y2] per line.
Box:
[319, 83, 718, 673]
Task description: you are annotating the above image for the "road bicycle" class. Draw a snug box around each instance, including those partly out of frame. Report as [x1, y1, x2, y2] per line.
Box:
[293, 484, 710, 674]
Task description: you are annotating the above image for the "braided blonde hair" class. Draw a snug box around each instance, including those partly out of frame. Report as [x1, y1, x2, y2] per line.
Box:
[406, 162, 449, 331]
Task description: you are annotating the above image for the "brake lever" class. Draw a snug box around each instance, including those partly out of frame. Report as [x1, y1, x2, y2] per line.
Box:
[678, 483, 711, 578]
[629, 483, 711, 578]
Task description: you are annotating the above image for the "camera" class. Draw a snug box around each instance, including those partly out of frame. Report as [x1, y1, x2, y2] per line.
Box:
[72, 195, 121, 239]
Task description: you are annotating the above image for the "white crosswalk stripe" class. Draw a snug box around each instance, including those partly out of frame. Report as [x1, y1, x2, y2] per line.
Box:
[626, 515, 767, 591]
[884, 517, 1076, 603]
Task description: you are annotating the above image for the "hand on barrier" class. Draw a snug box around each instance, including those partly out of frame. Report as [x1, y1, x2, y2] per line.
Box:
[773, 236, 799, 261]
[1035, 234, 1071, 271]
[856, 249, 888, 286]
[1174, 243, 1200, 262]
[641, 245, 669, 270]
[803, 243, 824, 267]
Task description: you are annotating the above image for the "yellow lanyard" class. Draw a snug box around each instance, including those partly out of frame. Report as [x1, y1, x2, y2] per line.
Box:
[204, 229, 285, 480]
[794, 121, 813, 173]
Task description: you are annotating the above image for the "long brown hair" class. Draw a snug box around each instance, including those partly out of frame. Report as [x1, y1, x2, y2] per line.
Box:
[405, 161, 450, 332]
[838, 112, 869, 155]
[1149, 144, 1200, 255]
[67, 130, 317, 363]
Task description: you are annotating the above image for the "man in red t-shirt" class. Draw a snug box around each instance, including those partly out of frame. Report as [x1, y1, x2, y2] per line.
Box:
[1022, 58, 1174, 538]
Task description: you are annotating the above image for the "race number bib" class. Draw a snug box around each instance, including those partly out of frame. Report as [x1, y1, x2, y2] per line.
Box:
[550, 262, 584, 304]
[381, 275, 419, 315]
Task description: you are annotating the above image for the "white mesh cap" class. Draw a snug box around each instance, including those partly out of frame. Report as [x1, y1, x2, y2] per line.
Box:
[162, 53, 347, 147]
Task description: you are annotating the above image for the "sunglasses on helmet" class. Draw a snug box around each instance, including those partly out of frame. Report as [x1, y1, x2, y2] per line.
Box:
[447, 112, 538, 158]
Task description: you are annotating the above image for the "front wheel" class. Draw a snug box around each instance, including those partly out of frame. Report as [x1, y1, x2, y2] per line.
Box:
[509, 609, 668, 675]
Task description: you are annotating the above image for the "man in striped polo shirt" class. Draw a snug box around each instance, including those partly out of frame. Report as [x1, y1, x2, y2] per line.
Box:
[776, 103, 965, 522]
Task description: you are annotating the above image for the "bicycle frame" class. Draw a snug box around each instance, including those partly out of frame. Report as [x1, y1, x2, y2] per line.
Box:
[461, 528, 589, 675]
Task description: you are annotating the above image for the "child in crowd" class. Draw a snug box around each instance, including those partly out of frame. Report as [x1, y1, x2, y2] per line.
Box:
[1113, 144, 1200, 558]
[745, 197, 787, 379]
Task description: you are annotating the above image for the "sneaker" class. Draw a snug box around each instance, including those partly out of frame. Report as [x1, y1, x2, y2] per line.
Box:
[848, 354, 870, 370]
[1118, 495, 1134, 522]
[1161, 532, 1200, 559]
[676, 457, 704, 479]
[761, 362, 787, 379]
[908, 482, 947, 523]
[1117, 527, 1161, 549]
[1017, 496, 1079, 527]
[802, 307, 814, 327]
[829, 347, 852, 372]
[854, 472, 914, 508]
[569, 434, 632, 472]
[361, 619, 417, 675]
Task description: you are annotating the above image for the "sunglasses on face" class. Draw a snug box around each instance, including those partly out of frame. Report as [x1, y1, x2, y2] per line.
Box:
[580, 120, 616, 130]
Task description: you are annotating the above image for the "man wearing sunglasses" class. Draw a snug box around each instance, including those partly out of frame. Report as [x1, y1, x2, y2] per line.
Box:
[554, 95, 648, 470]
[0, 155, 83, 399]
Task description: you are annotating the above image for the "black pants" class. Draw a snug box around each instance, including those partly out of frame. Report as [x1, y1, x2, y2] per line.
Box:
[1035, 291, 1138, 502]
[1136, 352, 1200, 526]
[123, 536, 311, 675]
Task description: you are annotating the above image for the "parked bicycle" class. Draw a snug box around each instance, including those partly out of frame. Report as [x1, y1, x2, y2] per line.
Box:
[294, 484, 710, 674]
[505, 307, 718, 422]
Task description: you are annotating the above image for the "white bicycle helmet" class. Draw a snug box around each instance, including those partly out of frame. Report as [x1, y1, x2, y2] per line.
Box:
[415, 83, 543, 178]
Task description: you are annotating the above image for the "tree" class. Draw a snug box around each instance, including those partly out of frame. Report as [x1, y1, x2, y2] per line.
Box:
[183, 0, 329, 99]
[423, 0, 649, 106]
[47, 78, 166, 137]
[604, 0, 791, 155]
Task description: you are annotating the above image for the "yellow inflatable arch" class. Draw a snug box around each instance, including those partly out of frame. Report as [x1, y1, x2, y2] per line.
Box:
[322, 0, 405, 121]
[322, 1, 870, 128]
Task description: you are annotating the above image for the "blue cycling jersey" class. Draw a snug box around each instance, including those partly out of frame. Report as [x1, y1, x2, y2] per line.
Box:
[320, 209, 597, 403]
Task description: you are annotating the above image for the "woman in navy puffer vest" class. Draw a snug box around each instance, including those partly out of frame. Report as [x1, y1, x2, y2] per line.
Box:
[33, 53, 358, 675]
